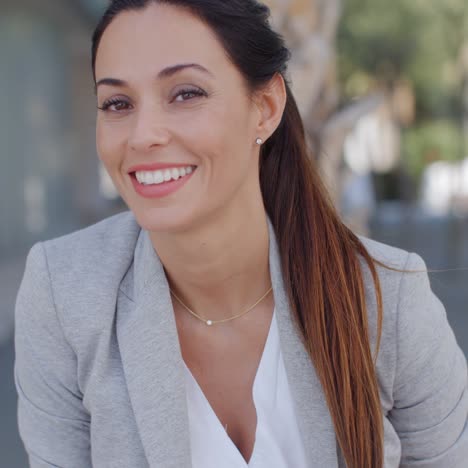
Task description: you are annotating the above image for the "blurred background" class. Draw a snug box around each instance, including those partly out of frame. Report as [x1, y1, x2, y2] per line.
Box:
[1, 0, 467, 465]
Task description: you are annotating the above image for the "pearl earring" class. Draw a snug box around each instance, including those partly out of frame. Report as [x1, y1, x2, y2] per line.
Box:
[256, 138, 263, 145]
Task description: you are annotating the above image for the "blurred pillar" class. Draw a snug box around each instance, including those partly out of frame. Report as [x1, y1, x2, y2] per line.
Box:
[0, 0, 112, 257]
[0, 11, 70, 253]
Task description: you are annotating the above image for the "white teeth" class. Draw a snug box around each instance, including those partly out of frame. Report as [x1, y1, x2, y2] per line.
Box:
[144, 172, 153, 184]
[171, 168, 180, 180]
[135, 166, 196, 185]
[154, 171, 164, 184]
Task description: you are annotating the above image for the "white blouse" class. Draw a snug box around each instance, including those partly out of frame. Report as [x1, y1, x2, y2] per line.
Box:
[183, 309, 309, 468]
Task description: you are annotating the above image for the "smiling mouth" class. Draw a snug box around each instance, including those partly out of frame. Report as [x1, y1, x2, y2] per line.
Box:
[130, 166, 197, 186]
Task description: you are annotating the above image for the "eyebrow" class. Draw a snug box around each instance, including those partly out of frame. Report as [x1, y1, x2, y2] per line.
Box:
[94, 63, 214, 93]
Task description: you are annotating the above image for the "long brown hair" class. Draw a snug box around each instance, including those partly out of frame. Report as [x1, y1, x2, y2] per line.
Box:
[261, 83, 384, 467]
[92, 1, 384, 466]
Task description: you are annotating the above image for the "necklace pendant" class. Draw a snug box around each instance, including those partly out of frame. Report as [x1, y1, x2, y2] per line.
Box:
[206, 320, 213, 326]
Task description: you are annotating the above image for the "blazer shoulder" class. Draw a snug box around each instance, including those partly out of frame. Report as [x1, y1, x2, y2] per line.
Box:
[356, 243, 468, 467]
[358, 235, 411, 270]
[357, 236, 431, 307]
[30, 211, 141, 319]
[41, 210, 140, 271]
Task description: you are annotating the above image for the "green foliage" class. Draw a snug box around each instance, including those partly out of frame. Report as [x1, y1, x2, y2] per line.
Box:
[339, 0, 420, 83]
[402, 120, 464, 178]
[338, 0, 468, 178]
[338, 0, 467, 120]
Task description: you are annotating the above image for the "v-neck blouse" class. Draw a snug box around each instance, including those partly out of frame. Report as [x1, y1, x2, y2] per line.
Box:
[183, 309, 309, 468]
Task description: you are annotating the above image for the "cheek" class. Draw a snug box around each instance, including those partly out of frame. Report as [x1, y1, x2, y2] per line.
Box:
[201, 116, 256, 197]
[96, 121, 125, 169]
[191, 98, 254, 162]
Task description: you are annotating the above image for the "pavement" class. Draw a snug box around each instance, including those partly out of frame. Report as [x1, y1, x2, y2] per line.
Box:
[0, 335, 27, 468]
[0, 254, 28, 467]
[0, 256, 26, 347]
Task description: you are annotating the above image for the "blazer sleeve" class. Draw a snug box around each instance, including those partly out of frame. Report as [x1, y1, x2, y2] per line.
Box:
[388, 252, 468, 467]
[14, 242, 92, 467]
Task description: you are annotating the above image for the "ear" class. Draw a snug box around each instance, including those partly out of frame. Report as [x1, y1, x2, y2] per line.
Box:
[253, 73, 287, 142]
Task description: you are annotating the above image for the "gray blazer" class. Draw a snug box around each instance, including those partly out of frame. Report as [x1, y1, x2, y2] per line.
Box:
[14, 212, 468, 467]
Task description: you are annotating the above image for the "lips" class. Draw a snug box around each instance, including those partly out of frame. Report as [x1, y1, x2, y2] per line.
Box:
[127, 162, 197, 173]
[129, 166, 196, 199]
[133, 165, 195, 185]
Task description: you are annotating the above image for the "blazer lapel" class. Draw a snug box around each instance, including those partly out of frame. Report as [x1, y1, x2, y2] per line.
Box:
[116, 217, 339, 467]
[116, 228, 191, 467]
[266, 217, 339, 467]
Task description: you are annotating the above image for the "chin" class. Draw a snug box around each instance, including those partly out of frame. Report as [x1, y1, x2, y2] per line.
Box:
[130, 204, 198, 235]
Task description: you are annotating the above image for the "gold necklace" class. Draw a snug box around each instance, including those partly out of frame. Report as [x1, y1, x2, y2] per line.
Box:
[170, 286, 273, 326]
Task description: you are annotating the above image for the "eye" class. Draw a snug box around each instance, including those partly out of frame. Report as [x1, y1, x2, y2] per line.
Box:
[97, 98, 132, 112]
[173, 87, 206, 102]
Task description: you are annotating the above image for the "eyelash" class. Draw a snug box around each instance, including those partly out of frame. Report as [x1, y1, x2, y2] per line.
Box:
[97, 88, 206, 112]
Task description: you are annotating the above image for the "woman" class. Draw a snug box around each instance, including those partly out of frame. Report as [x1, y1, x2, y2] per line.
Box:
[14, 1, 467, 467]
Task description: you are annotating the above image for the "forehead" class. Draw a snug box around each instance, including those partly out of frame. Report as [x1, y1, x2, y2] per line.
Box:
[95, 3, 233, 81]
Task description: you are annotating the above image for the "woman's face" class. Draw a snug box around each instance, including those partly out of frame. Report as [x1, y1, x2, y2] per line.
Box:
[95, 3, 266, 233]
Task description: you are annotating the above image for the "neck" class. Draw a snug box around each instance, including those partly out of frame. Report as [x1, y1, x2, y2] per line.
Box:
[149, 205, 271, 322]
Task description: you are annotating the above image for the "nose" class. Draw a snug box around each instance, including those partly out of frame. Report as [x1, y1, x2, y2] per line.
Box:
[128, 104, 170, 153]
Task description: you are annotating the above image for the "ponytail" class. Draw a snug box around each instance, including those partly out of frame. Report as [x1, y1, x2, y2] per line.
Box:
[260, 82, 384, 468]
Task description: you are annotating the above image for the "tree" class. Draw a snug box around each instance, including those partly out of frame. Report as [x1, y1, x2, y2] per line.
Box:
[338, 0, 468, 177]
[264, 0, 383, 208]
